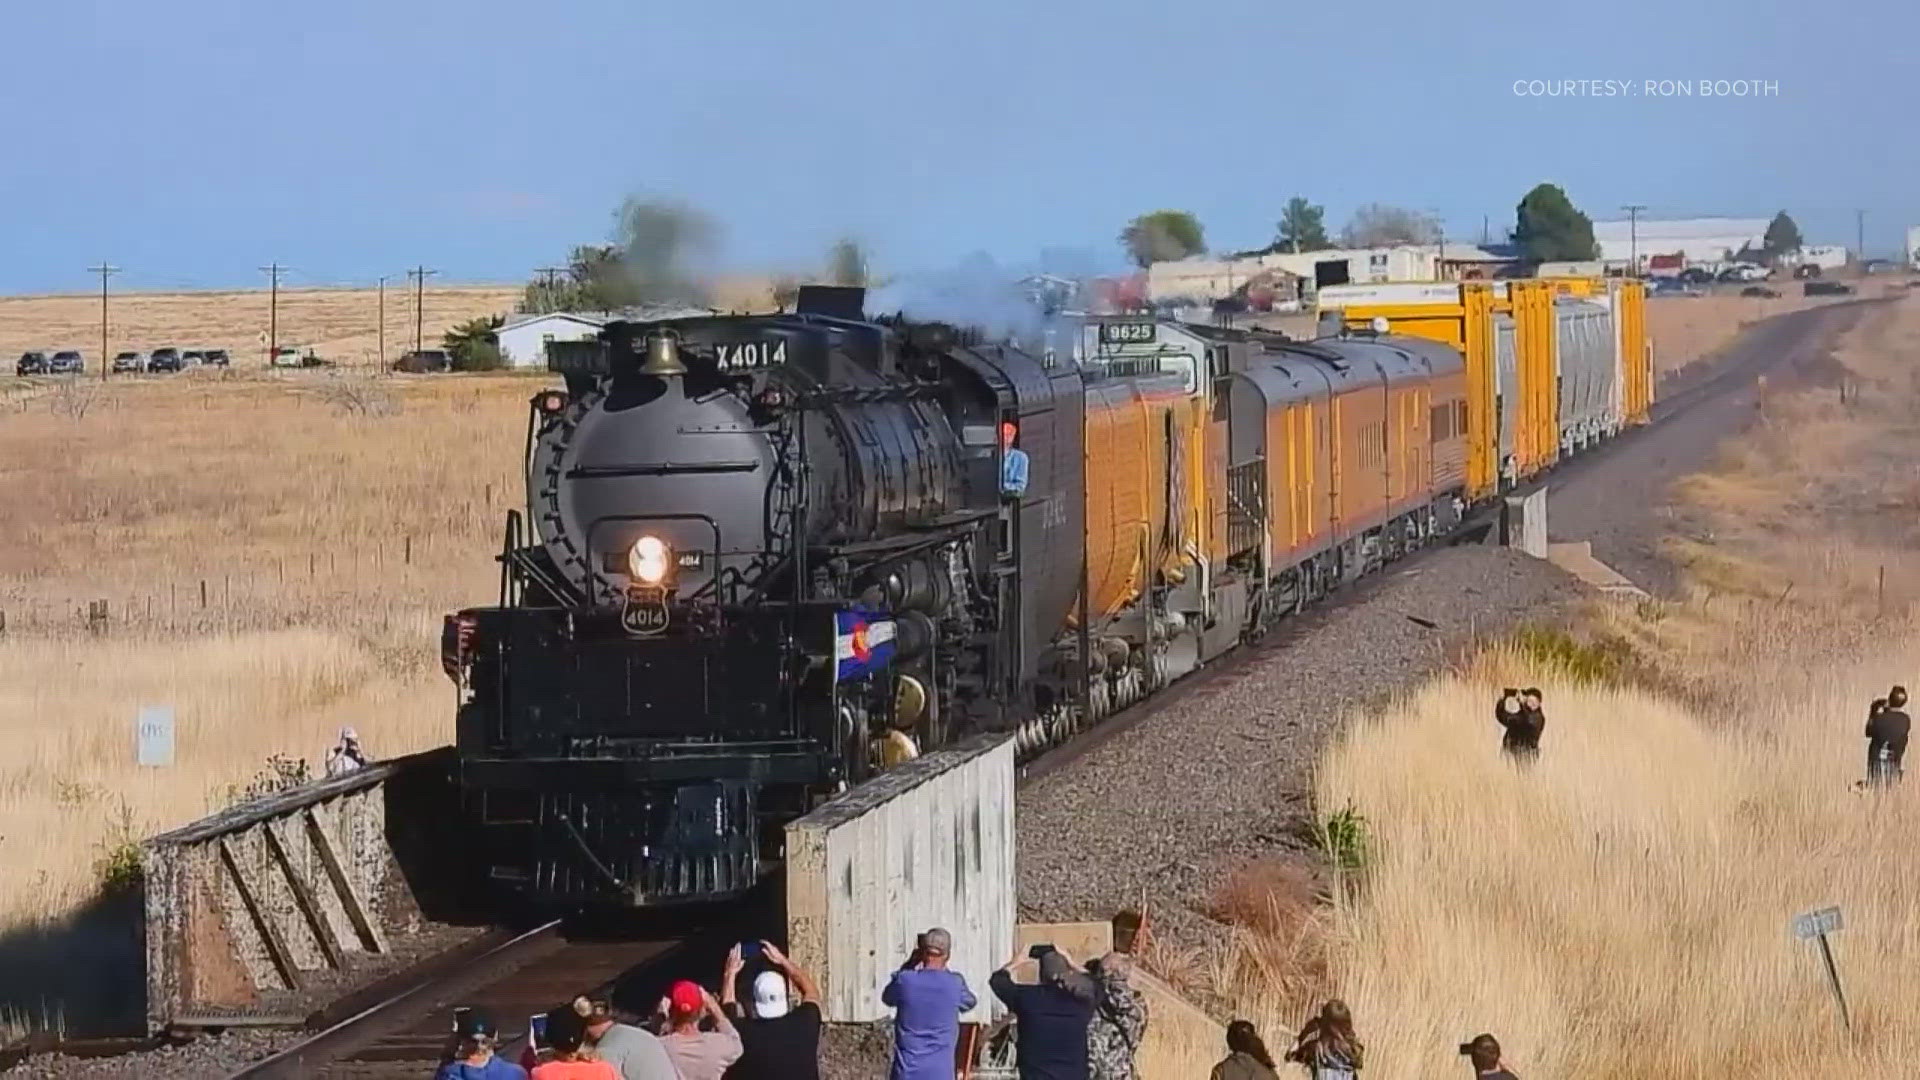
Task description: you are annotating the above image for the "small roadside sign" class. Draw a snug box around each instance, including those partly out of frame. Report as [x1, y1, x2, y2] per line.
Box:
[1793, 906, 1843, 940]
[1792, 904, 1852, 1034]
[136, 705, 175, 767]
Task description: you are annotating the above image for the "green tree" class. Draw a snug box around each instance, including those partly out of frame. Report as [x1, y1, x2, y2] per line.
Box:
[826, 238, 868, 286]
[1275, 196, 1331, 252]
[1119, 210, 1205, 268]
[443, 314, 505, 371]
[1763, 211, 1803, 258]
[1511, 183, 1598, 262]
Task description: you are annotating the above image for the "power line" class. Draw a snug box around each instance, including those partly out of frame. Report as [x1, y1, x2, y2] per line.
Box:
[406, 265, 438, 354]
[87, 262, 119, 382]
[259, 263, 286, 364]
[1621, 205, 1647, 278]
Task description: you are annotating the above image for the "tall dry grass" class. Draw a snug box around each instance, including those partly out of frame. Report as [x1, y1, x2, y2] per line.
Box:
[0, 369, 541, 934]
[1305, 642, 1920, 1079]
[1204, 292, 1920, 1077]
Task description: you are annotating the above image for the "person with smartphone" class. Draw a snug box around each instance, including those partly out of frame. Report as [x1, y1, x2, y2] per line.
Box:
[435, 1010, 529, 1080]
[576, 995, 677, 1080]
[720, 940, 823, 1080]
[882, 927, 977, 1080]
[653, 980, 742, 1080]
[1461, 1034, 1518, 1079]
[987, 943, 1096, 1080]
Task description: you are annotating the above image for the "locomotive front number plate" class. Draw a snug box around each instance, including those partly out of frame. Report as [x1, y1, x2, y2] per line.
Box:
[621, 586, 671, 636]
[1099, 320, 1156, 344]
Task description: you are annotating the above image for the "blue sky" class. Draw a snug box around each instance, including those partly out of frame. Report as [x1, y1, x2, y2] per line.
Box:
[4, 0, 1914, 292]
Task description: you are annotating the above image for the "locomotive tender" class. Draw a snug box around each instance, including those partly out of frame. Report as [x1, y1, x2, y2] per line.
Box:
[442, 280, 1651, 909]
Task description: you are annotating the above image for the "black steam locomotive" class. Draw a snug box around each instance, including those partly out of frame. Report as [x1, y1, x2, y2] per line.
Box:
[442, 287, 1082, 907]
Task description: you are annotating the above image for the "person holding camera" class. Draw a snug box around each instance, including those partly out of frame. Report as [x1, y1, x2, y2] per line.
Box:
[1494, 689, 1544, 763]
[720, 940, 822, 1080]
[1286, 1000, 1363, 1080]
[1461, 1034, 1517, 1079]
[1867, 686, 1910, 785]
[988, 944, 1096, 1080]
[882, 928, 977, 1080]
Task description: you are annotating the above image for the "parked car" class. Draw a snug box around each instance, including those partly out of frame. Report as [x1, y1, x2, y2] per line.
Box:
[1804, 281, 1854, 297]
[270, 345, 330, 368]
[111, 350, 147, 373]
[48, 350, 84, 374]
[148, 347, 183, 373]
[1677, 267, 1714, 286]
[180, 349, 205, 367]
[1651, 279, 1702, 297]
[1741, 285, 1780, 298]
[15, 350, 49, 375]
[203, 348, 231, 367]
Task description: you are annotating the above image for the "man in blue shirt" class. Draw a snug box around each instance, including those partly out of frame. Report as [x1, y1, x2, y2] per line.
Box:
[882, 927, 977, 1080]
[1000, 421, 1029, 499]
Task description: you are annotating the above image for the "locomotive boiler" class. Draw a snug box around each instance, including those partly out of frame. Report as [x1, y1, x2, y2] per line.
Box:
[442, 287, 1081, 906]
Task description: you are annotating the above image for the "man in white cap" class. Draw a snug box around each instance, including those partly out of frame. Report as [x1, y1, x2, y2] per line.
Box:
[719, 940, 822, 1079]
[325, 727, 369, 778]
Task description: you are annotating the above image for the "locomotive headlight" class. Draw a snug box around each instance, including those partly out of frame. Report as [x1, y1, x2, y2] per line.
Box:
[628, 535, 671, 584]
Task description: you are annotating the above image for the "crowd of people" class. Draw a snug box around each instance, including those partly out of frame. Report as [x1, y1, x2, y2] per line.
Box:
[423, 919, 1534, 1079]
[432, 940, 820, 1080]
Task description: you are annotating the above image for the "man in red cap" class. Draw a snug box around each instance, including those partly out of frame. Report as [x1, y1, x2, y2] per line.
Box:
[653, 980, 741, 1080]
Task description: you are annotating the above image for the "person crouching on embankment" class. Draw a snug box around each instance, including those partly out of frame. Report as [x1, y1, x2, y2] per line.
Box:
[1867, 685, 1910, 785]
[1286, 1000, 1363, 1080]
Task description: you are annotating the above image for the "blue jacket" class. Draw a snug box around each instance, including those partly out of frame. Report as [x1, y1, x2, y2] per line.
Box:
[435, 1057, 527, 1080]
[1002, 447, 1030, 497]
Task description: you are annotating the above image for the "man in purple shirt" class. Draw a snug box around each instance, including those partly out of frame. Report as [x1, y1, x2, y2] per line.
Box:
[882, 927, 977, 1080]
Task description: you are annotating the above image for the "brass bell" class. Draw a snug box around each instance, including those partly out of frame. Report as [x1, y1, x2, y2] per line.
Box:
[640, 330, 688, 376]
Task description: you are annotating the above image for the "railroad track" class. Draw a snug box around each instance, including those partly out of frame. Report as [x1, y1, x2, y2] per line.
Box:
[230, 906, 761, 1079]
[219, 298, 1890, 1079]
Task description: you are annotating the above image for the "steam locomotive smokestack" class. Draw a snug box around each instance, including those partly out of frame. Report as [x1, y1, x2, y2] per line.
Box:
[641, 330, 689, 376]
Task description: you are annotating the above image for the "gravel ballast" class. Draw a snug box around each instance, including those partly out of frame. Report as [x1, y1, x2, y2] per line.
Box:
[1016, 545, 1583, 958]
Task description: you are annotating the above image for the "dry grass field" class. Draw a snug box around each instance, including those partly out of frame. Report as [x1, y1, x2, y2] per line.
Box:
[0, 367, 540, 934]
[0, 284, 523, 371]
[1198, 294, 1920, 1077]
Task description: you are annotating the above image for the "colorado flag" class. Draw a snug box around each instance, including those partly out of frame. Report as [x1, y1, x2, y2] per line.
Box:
[834, 608, 897, 682]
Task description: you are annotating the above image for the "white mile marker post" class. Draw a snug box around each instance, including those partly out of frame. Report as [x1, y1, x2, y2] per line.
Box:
[1792, 905, 1851, 1034]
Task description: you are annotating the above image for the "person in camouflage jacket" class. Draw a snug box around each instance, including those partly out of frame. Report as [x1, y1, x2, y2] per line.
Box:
[1084, 953, 1147, 1080]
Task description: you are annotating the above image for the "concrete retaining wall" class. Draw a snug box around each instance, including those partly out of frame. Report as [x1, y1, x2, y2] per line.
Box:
[141, 748, 467, 1032]
[785, 734, 1017, 1024]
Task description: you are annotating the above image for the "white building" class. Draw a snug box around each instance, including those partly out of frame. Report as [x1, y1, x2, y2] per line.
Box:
[1146, 244, 1508, 304]
[1592, 217, 1767, 270]
[496, 312, 608, 369]
[1791, 245, 1849, 271]
[496, 307, 717, 368]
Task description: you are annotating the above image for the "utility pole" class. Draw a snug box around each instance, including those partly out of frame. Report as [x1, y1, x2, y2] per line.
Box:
[406, 265, 438, 354]
[1856, 209, 1865, 266]
[377, 274, 391, 369]
[88, 262, 119, 381]
[259, 262, 285, 364]
[1621, 205, 1647, 277]
[534, 265, 564, 309]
